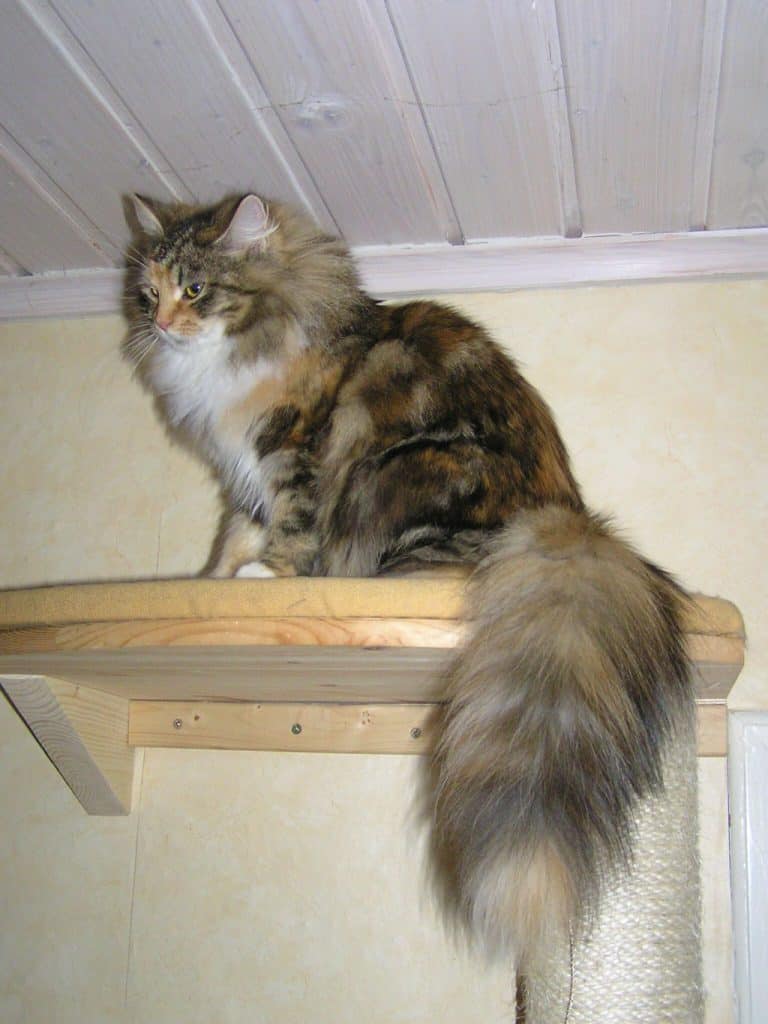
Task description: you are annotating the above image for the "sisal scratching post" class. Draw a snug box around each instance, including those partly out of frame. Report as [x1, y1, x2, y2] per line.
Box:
[525, 709, 704, 1024]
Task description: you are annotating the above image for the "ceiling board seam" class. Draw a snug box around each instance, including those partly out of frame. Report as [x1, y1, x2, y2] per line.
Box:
[471, 2, 565, 237]
[652, 0, 676, 226]
[0, 125, 117, 266]
[690, 0, 730, 230]
[27, 0, 190, 209]
[378, 0, 464, 244]
[533, 0, 582, 238]
[195, 0, 339, 232]
[0, 245, 27, 277]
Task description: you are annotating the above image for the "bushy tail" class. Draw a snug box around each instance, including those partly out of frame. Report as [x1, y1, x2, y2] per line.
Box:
[429, 504, 692, 966]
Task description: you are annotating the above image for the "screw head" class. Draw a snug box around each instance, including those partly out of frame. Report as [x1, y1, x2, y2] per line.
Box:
[173, 718, 183, 729]
[410, 727, 422, 740]
[291, 723, 302, 735]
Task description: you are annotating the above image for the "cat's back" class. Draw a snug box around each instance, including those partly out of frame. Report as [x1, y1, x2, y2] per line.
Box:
[349, 298, 582, 509]
[373, 300, 497, 369]
[359, 299, 538, 428]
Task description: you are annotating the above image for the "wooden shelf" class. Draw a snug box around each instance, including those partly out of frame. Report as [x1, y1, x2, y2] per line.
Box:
[0, 578, 745, 815]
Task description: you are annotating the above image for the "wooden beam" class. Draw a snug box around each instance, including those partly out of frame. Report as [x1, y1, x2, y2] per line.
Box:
[1, 675, 134, 814]
[0, 640, 743, 707]
[0, 615, 464, 655]
[0, 646, 451, 703]
[130, 699, 726, 758]
[697, 703, 728, 758]
[130, 700, 435, 755]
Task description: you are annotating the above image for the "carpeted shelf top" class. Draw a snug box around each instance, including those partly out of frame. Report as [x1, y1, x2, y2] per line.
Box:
[0, 576, 744, 638]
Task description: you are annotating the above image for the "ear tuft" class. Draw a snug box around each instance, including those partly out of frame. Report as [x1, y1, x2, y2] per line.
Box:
[216, 195, 273, 253]
[128, 194, 164, 238]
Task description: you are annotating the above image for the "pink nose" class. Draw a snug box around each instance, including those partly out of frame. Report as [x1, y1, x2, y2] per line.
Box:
[156, 316, 172, 331]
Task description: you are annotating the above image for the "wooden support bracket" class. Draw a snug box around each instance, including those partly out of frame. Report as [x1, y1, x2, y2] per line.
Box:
[130, 699, 727, 758]
[1, 674, 134, 814]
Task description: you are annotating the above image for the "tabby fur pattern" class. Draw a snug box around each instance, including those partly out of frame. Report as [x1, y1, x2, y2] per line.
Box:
[124, 193, 692, 966]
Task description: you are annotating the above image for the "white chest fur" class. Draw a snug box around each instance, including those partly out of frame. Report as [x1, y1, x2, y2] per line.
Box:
[148, 336, 287, 517]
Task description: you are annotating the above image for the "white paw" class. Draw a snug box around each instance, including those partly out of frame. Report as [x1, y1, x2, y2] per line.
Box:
[235, 561, 276, 579]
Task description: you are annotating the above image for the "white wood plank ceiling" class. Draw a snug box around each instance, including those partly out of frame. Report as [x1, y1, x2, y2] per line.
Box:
[1, 0, 767, 318]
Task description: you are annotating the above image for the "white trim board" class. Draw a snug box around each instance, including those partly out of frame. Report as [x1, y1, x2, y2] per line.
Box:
[0, 267, 124, 322]
[729, 712, 768, 1024]
[1, 227, 767, 322]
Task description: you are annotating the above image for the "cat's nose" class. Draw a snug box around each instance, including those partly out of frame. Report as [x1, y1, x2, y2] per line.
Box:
[155, 316, 172, 331]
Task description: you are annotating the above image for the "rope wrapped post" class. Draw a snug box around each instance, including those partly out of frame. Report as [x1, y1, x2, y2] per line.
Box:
[525, 710, 704, 1023]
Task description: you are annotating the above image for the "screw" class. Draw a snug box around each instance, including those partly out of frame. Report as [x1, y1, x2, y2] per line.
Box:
[410, 727, 422, 740]
[173, 718, 183, 729]
[291, 723, 302, 735]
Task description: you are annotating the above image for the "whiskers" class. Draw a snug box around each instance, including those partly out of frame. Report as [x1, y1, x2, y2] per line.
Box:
[124, 322, 159, 370]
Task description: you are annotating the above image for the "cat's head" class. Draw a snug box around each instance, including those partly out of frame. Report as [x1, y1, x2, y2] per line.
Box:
[123, 192, 362, 369]
[124, 193, 278, 354]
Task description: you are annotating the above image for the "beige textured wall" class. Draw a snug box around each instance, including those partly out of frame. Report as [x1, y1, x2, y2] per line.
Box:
[2, 279, 766, 1022]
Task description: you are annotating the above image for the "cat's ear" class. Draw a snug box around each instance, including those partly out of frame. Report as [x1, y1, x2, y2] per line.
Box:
[216, 195, 273, 254]
[125, 194, 164, 239]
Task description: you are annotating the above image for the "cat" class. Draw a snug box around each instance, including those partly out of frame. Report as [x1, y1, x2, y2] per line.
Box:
[124, 192, 692, 966]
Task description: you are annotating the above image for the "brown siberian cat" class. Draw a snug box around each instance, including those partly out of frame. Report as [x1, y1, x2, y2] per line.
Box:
[125, 193, 692, 966]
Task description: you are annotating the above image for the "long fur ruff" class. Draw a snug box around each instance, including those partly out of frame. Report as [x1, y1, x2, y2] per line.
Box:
[429, 504, 692, 966]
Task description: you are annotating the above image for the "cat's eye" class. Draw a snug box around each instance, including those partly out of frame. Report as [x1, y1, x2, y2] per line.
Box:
[184, 282, 204, 300]
[148, 286, 159, 301]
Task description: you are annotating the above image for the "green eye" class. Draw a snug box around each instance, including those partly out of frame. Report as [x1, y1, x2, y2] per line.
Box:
[184, 282, 204, 300]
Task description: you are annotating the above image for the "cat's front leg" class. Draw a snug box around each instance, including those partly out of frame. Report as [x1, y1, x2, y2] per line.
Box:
[255, 480, 320, 577]
[207, 510, 288, 578]
[207, 510, 268, 578]
[236, 405, 321, 577]
[206, 452, 318, 578]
